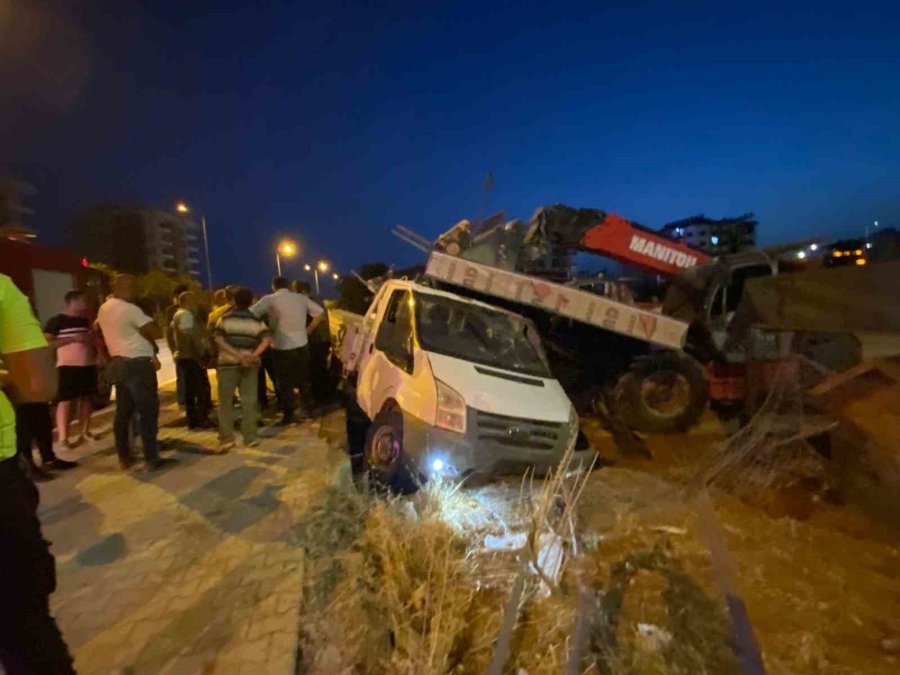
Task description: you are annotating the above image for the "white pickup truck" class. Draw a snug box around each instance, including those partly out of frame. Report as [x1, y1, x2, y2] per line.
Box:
[336, 278, 595, 490]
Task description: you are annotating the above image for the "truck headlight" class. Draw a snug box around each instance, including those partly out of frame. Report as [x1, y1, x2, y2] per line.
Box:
[435, 380, 467, 434]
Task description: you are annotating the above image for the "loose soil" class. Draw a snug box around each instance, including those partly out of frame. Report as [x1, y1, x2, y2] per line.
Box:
[579, 408, 900, 675]
[307, 386, 900, 674]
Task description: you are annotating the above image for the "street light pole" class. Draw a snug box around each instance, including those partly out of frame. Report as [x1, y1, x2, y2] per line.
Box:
[176, 202, 213, 288]
[314, 260, 330, 295]
[201, 215, 213, 289]
[276, 240, 297, 277]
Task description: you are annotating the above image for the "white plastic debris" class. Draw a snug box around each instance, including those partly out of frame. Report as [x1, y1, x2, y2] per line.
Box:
[484, 532, 528, 551]
[651, 525, 687, 536]
[636, 623, 673, 652]
[533, 532, 565, 593]
[398, 500, 418, 522]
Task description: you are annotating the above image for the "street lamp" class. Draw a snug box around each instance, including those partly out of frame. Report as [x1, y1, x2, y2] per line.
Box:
[175, 202, 213, 289]
[276, 239, 297, 276]
[332, 272, 339, 280]
[311, 260, 330, 295]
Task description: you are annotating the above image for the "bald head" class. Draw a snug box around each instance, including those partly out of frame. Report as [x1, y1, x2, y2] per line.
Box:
[111, 274, 135, 301]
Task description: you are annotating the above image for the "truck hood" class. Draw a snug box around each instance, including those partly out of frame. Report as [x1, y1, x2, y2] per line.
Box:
[426, 352, 572, 423]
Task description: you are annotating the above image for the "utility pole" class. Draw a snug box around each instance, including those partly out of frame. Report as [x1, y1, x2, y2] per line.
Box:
[477, 169, 494, 224]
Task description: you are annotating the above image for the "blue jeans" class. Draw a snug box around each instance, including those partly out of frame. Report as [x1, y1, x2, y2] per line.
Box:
[111, 357, 159, 463]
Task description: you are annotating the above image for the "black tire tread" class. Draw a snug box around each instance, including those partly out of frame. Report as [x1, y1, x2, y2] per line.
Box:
[613, 351, 708, 433]
[363, 408, 418, 494]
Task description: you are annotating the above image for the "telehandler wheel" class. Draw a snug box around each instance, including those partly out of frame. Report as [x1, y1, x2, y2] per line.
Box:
[613, 352, 709, 433]
[363, 409, 418, 495]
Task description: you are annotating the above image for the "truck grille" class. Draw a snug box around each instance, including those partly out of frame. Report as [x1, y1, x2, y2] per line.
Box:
[473, 410, 566, 451]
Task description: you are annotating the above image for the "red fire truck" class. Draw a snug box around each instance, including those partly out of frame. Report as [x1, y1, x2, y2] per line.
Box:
[0, 237, 111, 406]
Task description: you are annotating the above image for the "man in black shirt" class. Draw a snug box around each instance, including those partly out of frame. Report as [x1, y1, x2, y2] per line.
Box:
[44, 290, 98, 448]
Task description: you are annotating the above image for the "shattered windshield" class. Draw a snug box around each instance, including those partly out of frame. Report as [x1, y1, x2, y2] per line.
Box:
[413, 292, 551, 377]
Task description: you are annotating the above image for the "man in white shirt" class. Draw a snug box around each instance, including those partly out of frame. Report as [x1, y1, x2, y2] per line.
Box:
[251, 276, 324, 424]
[95, 275, 166, 471]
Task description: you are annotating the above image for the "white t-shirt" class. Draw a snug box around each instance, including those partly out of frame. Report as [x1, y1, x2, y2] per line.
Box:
[97, 298, 155, 358]
[250, 289, 323, 350]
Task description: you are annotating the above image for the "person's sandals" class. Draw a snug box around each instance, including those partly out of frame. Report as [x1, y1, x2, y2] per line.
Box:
[44, 458, 79, 471]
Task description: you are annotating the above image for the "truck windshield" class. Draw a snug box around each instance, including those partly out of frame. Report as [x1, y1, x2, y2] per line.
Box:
[413, 292, 551, 377]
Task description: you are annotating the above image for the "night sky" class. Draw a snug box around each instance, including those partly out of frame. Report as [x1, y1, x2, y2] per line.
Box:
[4, 0, 899, 292]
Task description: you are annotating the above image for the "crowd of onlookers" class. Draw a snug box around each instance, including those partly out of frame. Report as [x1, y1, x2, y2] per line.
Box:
[12, 273, 330, 477]
[0, 270, 331, 672]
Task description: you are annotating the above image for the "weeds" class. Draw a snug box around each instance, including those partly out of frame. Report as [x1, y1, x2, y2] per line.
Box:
[297, 450, 735, 674]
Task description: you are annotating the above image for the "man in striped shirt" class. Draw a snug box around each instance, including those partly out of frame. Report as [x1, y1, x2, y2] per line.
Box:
[44, 290, 97, 448]
[214, 287, 272, 452]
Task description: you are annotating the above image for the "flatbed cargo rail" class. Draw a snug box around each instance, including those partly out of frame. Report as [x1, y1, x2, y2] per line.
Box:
[425, 250, 689, 350]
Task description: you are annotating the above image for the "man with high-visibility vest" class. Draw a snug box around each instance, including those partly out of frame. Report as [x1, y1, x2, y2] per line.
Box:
[0, 273, 74, 673]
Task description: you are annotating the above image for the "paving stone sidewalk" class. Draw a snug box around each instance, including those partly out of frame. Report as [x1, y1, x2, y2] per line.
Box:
[37, 403, 349, 675]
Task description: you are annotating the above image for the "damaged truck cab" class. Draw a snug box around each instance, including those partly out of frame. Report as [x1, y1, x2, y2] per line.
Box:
[339, 279, 593, 490]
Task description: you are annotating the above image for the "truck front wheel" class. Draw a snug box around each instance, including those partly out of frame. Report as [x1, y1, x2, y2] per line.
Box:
[612, 352, 708, 433]
[364, 409, 418, 494]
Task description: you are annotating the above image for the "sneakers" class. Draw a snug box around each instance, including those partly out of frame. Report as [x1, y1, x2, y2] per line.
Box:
[44, 458, 79, 471]
[27, 466, 56, 482]
[215, 441, 236, 455]
[143, 457, 177, 472]
[83, 431, 101, 442]
[120, 457, 175, 472]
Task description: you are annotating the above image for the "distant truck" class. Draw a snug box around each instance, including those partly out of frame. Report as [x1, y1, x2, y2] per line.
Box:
[413, 206, 897, 433]
[336, 277, 594, 490]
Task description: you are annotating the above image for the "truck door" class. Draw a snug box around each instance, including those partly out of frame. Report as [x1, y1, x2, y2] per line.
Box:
[708, 263, 773, 351]
[357, 289, 414, 418]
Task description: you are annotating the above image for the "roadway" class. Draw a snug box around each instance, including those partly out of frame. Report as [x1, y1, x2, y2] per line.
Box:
[155, 339, 177, 387]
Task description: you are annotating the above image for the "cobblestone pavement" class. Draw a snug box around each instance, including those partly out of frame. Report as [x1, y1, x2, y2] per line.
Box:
[37, 400, 349, 675]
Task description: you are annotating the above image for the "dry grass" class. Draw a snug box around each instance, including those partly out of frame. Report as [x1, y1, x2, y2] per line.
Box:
[296, 449, 737, 674]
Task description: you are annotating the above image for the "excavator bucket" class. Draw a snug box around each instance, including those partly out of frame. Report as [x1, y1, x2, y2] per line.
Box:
[730, 260, 900, 343]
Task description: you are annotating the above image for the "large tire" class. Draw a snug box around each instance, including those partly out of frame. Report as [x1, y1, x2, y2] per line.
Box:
[613, 352, 708, 433]
[363, 408, 418, 494]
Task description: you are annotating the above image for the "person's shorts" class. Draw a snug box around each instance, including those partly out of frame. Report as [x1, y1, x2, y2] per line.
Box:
[57, 366, 98, 401]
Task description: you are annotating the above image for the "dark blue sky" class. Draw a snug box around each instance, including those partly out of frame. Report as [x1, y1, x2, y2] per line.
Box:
[5, 0, 899, 291]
